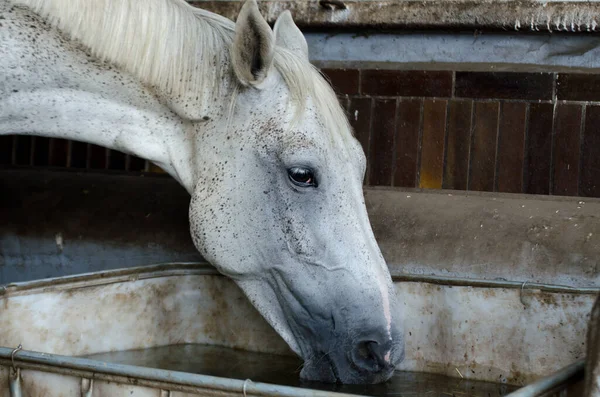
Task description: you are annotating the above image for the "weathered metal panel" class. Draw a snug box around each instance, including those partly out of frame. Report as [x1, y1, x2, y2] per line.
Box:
[189, 0, 600, 32]
[16, 370, 80, 397]
[87, 382, 159, 397]
[395, 282, 594, 385]
[0, 264, 595, 386]
[0, 265, 291, 357]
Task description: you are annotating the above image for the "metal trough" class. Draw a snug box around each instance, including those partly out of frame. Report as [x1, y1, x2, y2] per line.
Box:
[0, 347, 359, 397]
[0, 261, 595, 395]
[0, 263, 352, 396]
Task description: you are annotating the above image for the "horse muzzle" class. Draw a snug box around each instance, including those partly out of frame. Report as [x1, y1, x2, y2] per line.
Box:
[299, 326, 404, 384]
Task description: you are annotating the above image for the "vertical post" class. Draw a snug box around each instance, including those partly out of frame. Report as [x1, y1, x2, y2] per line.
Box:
[81, 378, 93, 397]
[9, 367, 22, 397]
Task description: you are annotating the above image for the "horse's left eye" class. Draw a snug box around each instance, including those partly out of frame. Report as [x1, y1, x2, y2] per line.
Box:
[288, 167, 317, 188]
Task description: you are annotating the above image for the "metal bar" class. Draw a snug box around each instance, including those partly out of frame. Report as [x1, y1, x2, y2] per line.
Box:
[391, 274, 600, 295]
[505, 359, 585, 397]
[2, 261, 598, 297]
[2, 360, 234, 396]
[0, 348, 359, 397]
[81, 378, 93, 397]
[9, 368, 22, 397]
[0, 262, 220, 296]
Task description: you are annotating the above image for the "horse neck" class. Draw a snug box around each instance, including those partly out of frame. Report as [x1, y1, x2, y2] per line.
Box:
[1, 0, 238, 193]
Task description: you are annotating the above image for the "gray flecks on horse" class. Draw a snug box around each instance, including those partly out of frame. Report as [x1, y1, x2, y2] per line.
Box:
[0, 0, 404, 383]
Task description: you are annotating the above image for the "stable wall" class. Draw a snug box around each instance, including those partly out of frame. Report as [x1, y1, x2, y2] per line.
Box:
[3, 1, 600, 198]
[1, 170, 598, 287]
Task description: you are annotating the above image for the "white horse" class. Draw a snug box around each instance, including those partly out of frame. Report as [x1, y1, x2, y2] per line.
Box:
[0, 0, 404, 383]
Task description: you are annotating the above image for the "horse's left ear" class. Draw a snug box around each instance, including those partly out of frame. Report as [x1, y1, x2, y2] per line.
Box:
[231, 0, 275, 87]
[273, 11, 309, 60]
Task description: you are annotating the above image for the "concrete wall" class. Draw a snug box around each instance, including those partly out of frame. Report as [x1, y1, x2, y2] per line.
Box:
[1, 170, 598, 288]
[366, 188, 600, 288]
[0, 170, 202, 283]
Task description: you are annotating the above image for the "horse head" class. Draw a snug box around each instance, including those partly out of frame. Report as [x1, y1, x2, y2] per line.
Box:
[188, 0, 404, 384]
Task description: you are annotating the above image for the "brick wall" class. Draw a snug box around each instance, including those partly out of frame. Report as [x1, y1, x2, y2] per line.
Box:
[323, 68, 600, 198]
[2, 68, 599, 198]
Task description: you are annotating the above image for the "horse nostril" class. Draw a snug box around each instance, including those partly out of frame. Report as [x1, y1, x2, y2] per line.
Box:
[352, 340, 392, 373]
[356, 341, 375, 360]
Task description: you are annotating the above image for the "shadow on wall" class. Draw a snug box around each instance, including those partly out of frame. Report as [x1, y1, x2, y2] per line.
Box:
[0, 169, 202, 283]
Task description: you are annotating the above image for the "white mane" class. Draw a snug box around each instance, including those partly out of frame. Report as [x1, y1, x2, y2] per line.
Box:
[13, 0, 352, 141]
[13, 0, 233, 97]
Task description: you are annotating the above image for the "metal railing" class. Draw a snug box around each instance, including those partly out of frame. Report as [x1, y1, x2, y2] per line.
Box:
[1, 346, 360, 397]
[506, 360, 585, 397]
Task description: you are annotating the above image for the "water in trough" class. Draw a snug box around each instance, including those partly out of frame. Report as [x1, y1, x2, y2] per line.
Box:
[85, 344, 519, 396]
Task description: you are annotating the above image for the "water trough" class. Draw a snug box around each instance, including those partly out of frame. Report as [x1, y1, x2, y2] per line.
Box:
[0, 261, 591, 396]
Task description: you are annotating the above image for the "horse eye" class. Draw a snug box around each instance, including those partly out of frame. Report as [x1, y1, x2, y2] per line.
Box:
[288, 167, 317, 188]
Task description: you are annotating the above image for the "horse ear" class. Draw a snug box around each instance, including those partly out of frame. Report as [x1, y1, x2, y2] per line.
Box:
[231, 0, 275, 87]
[273, 11, 308, 60]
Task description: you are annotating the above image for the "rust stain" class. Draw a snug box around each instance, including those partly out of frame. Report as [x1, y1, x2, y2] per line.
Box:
[480, 288, 498, 298]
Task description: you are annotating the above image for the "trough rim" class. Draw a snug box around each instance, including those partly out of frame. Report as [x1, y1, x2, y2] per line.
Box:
[0, 347, 361, 397]
[1, 262, 597, 297]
